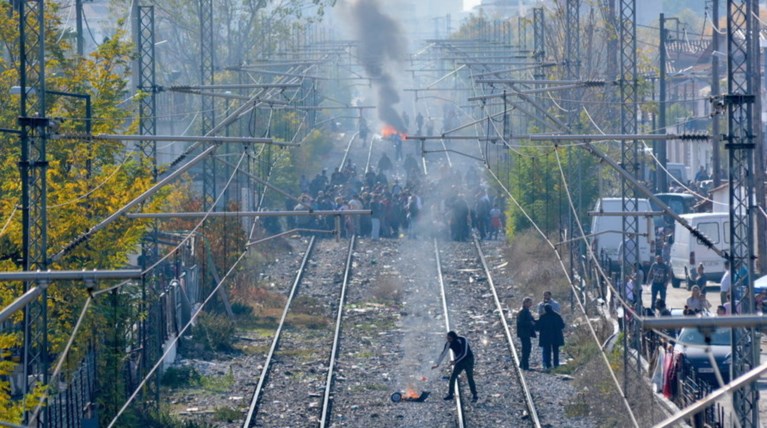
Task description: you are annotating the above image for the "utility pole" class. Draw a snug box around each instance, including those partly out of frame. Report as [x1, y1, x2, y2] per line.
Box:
[712, 0, 722, 188]
[565, 0, 580, 312]
[619, 0, 641, 392]
[15, 0, 49, 424]
[724, 0, 759, 425]
[751, 0, 767, 275]
[533, 8, 545, 124]
[199, 0, 216, 209]
[75, 0, 84, 56]
[658, 14, 668, 193]
[136, 3, 161, 408]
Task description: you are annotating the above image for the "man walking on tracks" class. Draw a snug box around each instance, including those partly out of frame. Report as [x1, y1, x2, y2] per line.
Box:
[516, 297, 536, 370]
[432, 331, 478, 402]
[647, 255, 671, 310]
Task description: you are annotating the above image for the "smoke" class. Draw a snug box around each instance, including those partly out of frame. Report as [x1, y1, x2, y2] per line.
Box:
[348, 0, 407, 132]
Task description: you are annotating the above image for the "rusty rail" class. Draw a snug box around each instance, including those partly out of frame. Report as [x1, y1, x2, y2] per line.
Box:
[242, 236, 316, 427]
[473, 237, 542, 428]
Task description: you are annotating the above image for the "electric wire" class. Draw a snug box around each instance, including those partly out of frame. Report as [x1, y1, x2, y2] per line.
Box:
[454, 46, 641, 426]
[0, 206, 17, 238]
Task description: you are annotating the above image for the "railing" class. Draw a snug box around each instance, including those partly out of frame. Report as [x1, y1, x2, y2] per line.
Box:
[47, 345, 97, 428]
[676, 360, 724, 427]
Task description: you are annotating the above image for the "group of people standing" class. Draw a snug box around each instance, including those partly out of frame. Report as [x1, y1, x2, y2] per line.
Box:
[430, 292, 567, 404]
[516, 291, 566, 371]
[290, 155, 506, 242]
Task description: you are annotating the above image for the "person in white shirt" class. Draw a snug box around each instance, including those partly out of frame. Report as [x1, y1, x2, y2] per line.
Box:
[719, 260, 731, 305]
[537, 291, 561, 315]
[686, 286, 711, 313]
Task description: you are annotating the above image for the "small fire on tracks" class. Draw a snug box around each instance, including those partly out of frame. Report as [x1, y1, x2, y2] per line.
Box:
[390, 386, 430, 403]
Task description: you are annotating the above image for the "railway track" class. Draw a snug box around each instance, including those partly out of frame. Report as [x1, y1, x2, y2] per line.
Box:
[242, 236, 356, 427]
[434, 237, 541, 427]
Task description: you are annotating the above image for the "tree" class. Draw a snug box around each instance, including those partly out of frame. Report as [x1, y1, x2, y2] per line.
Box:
[0, 6, 155, 421]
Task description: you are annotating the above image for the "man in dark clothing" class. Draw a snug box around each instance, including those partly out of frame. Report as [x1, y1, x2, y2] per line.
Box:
[516, 297, 536, 370]
[535, 304, 565, 370]
[647, 255, 671, 310]
[432, 331, 477, 402]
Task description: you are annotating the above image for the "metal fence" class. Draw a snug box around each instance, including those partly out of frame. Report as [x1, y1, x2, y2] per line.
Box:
[47, 345, 98, 428]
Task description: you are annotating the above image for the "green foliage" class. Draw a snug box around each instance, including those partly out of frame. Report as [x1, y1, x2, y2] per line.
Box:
[230, 302, 253, 317]
[192, 313, 236, 353]
[200, 367, 235, 393]
[505, 146, 599, 239]
[162, 365, 202, 389]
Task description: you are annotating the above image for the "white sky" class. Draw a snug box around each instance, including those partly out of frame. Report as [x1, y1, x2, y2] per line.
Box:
[464, 0, 481, 11]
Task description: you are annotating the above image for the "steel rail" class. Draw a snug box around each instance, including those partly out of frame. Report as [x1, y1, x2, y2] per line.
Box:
[339, 132, 359, 172]
[319, 235, 356, 427]
[433, 239, 466, 428]
[364, 132, 374, 173]
[472, 237, 542, 428]
[242, 236, 316, 428]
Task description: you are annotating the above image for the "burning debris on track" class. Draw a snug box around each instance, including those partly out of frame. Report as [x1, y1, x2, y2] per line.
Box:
[390, 387, 430, 403]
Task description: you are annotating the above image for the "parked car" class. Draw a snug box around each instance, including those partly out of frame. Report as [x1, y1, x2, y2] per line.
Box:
[674, 326, 731, 386]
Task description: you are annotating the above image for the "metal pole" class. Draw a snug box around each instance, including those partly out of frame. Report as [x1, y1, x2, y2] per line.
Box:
[725, 0, 759, 424]
[75, 0, 83, 56]
[658, 14, 668, 192]
[712, 0, 722, 188]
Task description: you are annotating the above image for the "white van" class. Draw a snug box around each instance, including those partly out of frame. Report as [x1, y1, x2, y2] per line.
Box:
[670, 213, 729, 288]
[590, 197, 655, 271]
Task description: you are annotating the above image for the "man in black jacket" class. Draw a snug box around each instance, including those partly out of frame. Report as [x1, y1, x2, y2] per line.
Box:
[432, 331, 478, 402]
[536, 304, 565, 370]
[516, 297, 536, 370]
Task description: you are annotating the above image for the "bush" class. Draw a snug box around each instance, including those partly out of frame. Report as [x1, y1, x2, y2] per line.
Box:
[230, 302, 253, 317]
[192, 313, 236, 352]
[162, 365, 201, 388]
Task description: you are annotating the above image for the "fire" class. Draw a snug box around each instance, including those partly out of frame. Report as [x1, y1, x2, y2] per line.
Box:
[381, 124, 407, 140]
[403, 386, 420, 399]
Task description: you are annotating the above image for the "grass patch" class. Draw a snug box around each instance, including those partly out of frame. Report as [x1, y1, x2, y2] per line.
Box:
[200, 367, 235, 393]
[213, 406, 242, 423]
[286, 312, 330, 329]
[279, 348, 316, 361]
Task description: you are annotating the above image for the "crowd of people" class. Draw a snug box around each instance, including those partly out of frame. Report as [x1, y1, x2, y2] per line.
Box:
[286, 154, 506, 241]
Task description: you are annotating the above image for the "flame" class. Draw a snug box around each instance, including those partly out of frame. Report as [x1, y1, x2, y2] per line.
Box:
[403, 386, 420, 399]
[381, 124, 407, 140]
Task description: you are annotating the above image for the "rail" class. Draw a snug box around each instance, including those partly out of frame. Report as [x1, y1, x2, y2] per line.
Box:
[319, 235, 356, 427]
[472, 237, 542, 428]
[339, 132, 359, 171]
[433, 239, 466, 428]
[364, 134, 374, 173]
[242, 236, 316, 427]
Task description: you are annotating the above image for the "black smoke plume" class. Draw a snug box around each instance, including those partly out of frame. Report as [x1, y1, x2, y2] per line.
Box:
[349, 0, 407, 132]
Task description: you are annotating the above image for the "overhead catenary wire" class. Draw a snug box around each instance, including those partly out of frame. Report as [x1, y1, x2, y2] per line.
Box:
[448, 43, 641, 427]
